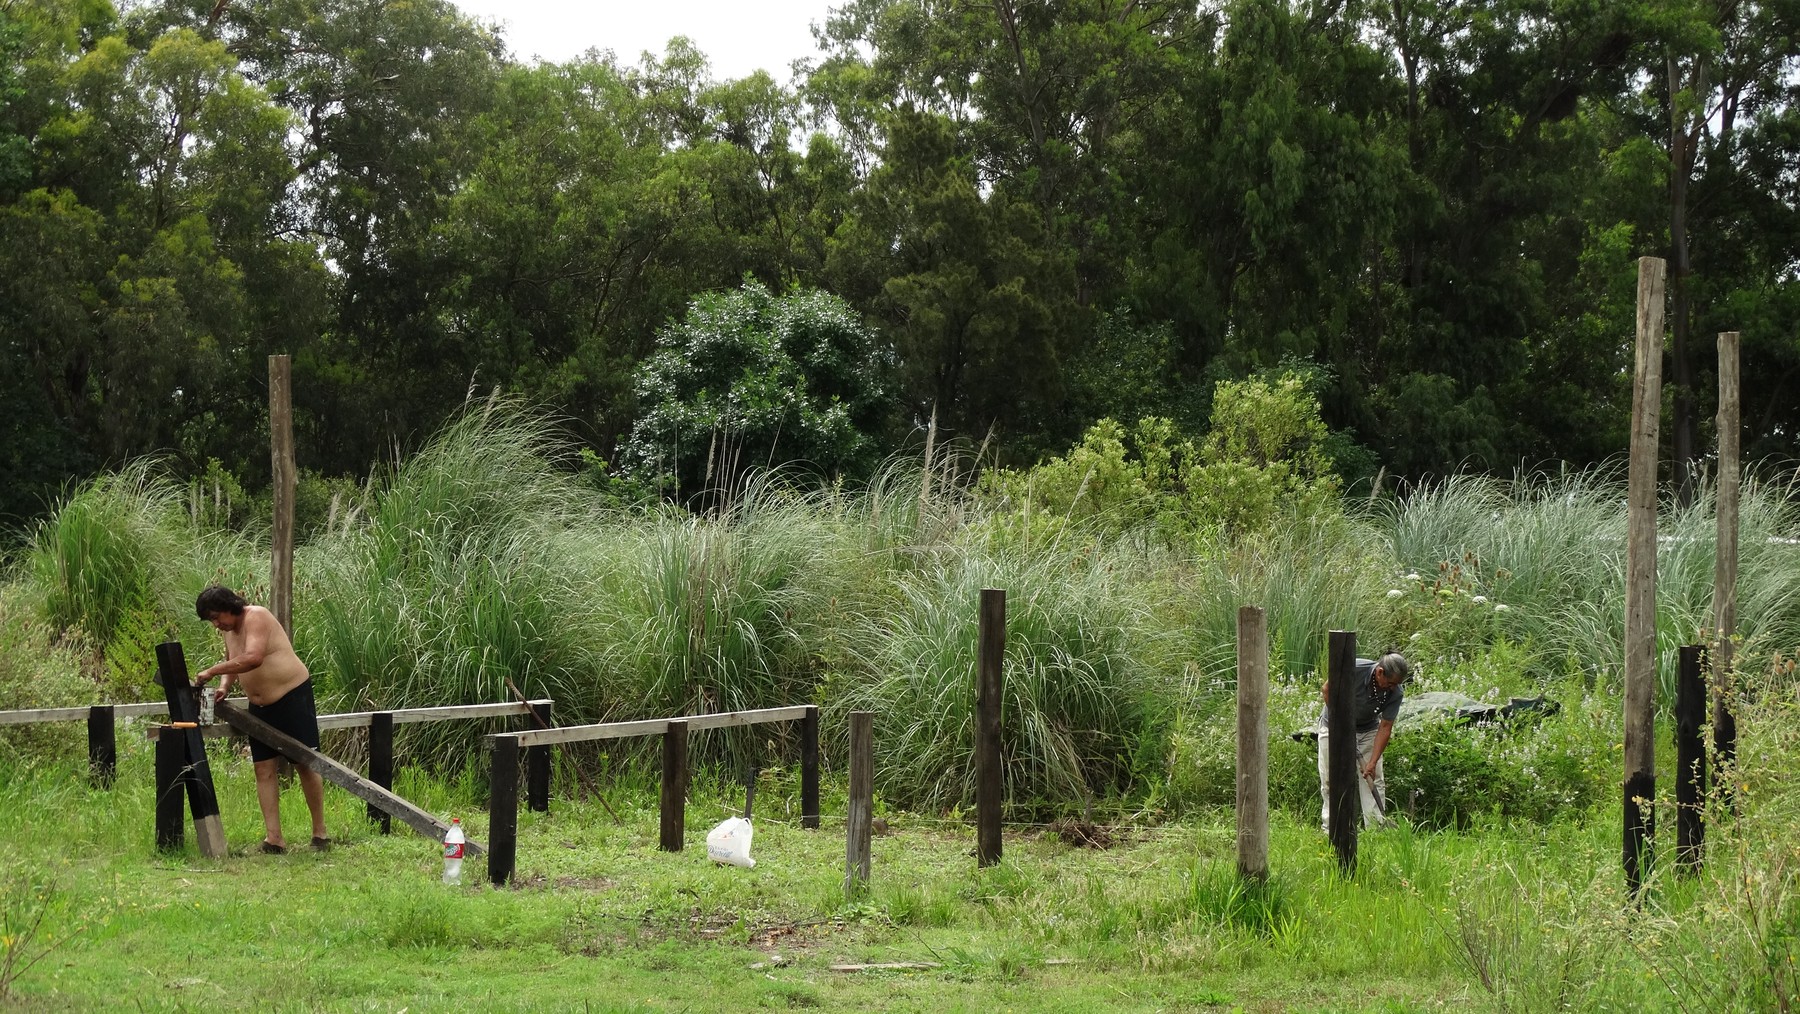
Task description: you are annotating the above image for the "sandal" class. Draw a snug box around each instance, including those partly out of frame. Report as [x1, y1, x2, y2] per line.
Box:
[259, 841, 286, 855]
[310, 837, 331, 852]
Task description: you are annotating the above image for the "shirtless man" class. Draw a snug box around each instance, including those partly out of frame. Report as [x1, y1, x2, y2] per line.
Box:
[192, 586, 329, 853]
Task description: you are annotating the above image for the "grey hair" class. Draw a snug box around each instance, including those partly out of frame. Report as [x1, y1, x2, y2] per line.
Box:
[1377, 653, 1412, 684]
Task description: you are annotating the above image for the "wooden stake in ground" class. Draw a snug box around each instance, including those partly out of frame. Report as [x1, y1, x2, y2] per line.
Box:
[1326, 631, 1359, 875]
[1713, 330, 1740, 804]
[154, 643, 228, 859]
[1624, 255, 1666, 896]
[269, 354, 295, 636]
[846, 711, 874, 895]
[1675, 644, 1706, 873]
[976, 588, 1005, 868]
[1236, 605, 1269, 882]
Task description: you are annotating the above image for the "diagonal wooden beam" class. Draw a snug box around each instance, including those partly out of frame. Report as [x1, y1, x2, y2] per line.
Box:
[213, 701, 484, 856]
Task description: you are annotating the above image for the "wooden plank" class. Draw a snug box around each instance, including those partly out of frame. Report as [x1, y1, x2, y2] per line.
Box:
[1327, 631, 1359, 875]
[487, 736, 520, 885]
[800, 704, 820, 830]
[154, 730, 185, 851]
[1713, 330, 1740, 808]
[269, 354, 295, 635]
[212, 700, 484, 856]
[510, 705, 808, 748]
[1625, 255, 1666, 897]
[976, 588, 1005, 868]
[846, 711, 874, 894]
[147, 700, 554, 740]
[660, 721, 688, 852]
[1235, 605, 1269, 882]
[1, 701, 181, 725]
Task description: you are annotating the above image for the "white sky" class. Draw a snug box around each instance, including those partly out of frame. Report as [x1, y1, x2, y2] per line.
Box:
[450, 0, 842, 83]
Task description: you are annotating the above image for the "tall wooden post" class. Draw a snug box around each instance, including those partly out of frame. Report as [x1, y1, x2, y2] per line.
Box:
[269, 355, 296, 635]
[487, 735, 519, 886]
[800, 704, 820, 830]
[526, 700, 552, 813]
[845, 711, 873, 895]
[659, 720, 688, 852]
[155, 642, 229, 859]
[1236, 606, 1269, 881]
[976, 589, 1005, 868]
[1624, 255, 1666, 896]
[1675, 645, 1706, 873]
[88, 705, 116, 788]
[367, 712, 394, 833]
[1326, 631, 1360, 875]
[1713, 331, 1740, 805]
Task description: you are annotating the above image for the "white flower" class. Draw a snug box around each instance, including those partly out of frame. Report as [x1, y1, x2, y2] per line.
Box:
[1494, 603, 1510, 613]
[1387, 589, 1405, 599]
[1472, 595, 1488, 604]
[1405, 572, 1422, 582]
[1410, 632, 1422, 641]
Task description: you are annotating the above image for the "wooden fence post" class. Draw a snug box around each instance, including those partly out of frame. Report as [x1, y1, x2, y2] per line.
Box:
[1236, 606, 1269, 881]
[1714, 330, 1740, 810]
[660, 720, 688, 852]
[1676, 645, 1706, 873]
[1624, 255, 1666, 896]
[487, 735, 519, 885]
[976, 588, 1005, 868]
[367, 712, 394, 833]
[845, 711, 873, 895]
[154, 729, 185, 851]
[269, 354, 295, 636]
[1327, 630, 1359, 875]
[801, 704, 820, 830]
[154, 642, 228, 859]
[526, 700, 552, 814]
[88, 705, 116, 788]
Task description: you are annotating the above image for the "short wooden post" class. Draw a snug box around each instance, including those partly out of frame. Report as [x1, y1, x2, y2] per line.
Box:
[155, 642, 228, 859]
[1713, 330, 1740, 809]
[1327, 630, 1359, 875]
[269, 354, 296, 636]
[660, 720, 688, 852]
[1236, 606, 1269, 881]
[1624, 255, 1666, 897]
[845, 711, 873, 894]
[976, 588, 1005, 868]
[154, 729, 185, 851]
[367, 712, 394, 833]
[800, 704, 820, 829]
[487, 735, 520, 886]
[1675, 645, 1706, 873]
[88, 705, 116, 788]
[526, 700, 552, 813]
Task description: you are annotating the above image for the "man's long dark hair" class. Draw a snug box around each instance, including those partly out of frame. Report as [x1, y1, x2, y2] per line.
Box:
[195, 586, 248, 619]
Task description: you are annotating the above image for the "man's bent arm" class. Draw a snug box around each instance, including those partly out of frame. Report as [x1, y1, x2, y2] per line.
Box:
[1363, 719, 1395, 778]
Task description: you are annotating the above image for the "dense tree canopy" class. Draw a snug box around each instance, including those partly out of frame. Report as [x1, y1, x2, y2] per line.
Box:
[2, 0, 1798, 534]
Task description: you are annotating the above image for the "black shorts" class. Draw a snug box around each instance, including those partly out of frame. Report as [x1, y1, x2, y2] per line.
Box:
[247, 679, 320, 763]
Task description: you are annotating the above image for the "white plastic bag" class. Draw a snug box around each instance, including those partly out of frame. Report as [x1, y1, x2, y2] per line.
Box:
[705, 816, 755, 868]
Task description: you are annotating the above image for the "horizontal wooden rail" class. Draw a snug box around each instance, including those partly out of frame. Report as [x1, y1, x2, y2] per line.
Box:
[498, 705, 810, 749]
[0, 701, 184, 726]
[143, 700, 552, 741]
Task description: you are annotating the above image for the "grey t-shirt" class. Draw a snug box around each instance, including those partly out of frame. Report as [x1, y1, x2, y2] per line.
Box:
[1317, 657, 1404, 734]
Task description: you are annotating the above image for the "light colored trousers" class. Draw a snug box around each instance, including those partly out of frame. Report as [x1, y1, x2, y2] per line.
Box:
[1317, 725, 1387, 831]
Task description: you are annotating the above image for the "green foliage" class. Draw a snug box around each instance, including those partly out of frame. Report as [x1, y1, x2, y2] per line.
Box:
[624, 279, 896, 497]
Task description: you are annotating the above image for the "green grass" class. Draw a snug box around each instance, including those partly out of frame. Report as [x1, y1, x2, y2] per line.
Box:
[3, 697, 1798, 1013]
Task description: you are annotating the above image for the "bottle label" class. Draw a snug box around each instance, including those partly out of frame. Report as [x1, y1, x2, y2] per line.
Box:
[444, 842, 464, 859]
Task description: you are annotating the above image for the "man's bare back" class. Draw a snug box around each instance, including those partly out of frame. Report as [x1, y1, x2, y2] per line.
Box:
[204, 604, 310, 705]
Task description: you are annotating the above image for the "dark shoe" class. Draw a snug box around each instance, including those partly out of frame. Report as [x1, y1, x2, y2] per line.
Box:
[310, 837, 331, 852]
[260, 841, 286, 855]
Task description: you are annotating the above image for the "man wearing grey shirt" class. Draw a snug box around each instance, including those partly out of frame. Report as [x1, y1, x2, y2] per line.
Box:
[1317, 652, 1411, 831]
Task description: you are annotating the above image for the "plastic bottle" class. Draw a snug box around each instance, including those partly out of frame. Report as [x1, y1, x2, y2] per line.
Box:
[443, 818, 465, 885]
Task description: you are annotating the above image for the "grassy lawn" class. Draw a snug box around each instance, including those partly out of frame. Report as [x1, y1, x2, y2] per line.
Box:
[1, 738, 1729, 1014]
